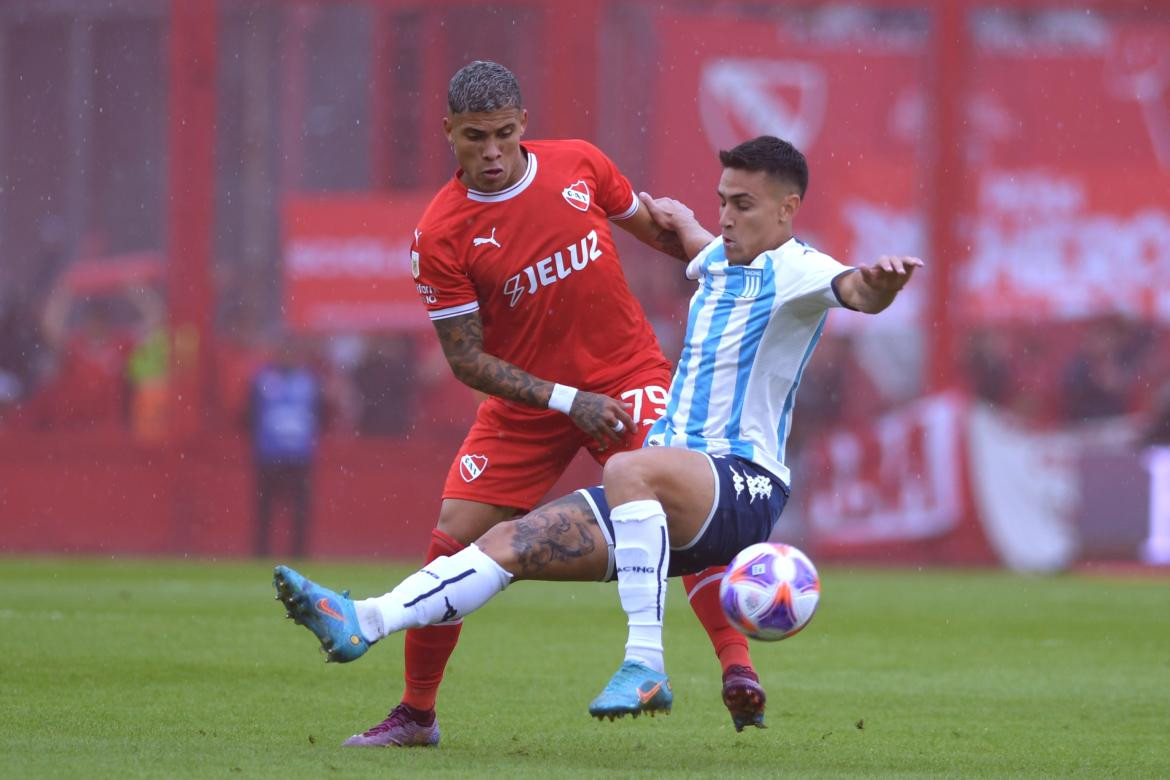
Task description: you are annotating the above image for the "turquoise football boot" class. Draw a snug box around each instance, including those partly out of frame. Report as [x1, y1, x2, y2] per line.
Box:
[588, 660, 673, 720]
[273, 565, 370, 663]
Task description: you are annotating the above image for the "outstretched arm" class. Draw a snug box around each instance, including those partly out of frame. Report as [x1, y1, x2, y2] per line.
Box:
[835, 255, 924, 314]
[432, 312, 633, 448]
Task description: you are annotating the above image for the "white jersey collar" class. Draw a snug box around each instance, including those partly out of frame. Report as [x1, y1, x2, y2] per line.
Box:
[464, 151, 538, 203]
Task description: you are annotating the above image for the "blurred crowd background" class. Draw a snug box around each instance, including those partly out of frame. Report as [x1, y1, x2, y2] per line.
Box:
[2, 0, 1169, 568]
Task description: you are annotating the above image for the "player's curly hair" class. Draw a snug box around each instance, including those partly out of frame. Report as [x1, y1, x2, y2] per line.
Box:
[448, 61, 523, 114]
[719, 136, 809, 197]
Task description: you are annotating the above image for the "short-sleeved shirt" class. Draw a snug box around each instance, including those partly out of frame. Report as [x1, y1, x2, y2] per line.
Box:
[411, 139, 669, 400]
[647, 236, 855, 485]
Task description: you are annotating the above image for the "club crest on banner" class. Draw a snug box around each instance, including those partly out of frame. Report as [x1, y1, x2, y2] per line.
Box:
[698, 59, 827, 153]
[1103, 28, 1170, 169]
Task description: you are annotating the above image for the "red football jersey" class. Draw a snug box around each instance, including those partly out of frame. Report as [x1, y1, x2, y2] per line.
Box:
[411, 139, 669, 396]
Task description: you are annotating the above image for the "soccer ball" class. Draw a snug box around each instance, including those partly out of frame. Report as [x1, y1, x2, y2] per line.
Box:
[719, 543, 821, 641]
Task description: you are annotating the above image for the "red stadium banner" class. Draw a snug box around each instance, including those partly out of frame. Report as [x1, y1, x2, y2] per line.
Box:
[802, 394, 968, 547]
[650, 12, 928, 333]
[282, 195, 432, 331]
[651, 11, 1170, 325]
[958, 17, 1170, 322]
[60, 252, 164, 294]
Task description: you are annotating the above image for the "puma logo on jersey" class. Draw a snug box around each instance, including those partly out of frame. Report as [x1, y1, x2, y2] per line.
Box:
[562, 180, 591, 211]
[501, 229, 603, 308]
[473, 227, 501, 249]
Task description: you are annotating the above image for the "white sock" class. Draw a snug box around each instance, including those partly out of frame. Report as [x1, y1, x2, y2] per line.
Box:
[353, 544, 512, 641]
[355, 600, 385, 644]
[610, 499, 669, 673]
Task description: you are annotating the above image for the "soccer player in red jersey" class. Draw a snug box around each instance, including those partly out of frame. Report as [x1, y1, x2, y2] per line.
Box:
[343, 61, 762, 747]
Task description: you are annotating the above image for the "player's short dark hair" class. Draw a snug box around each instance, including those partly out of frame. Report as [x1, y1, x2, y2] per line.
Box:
[719, 136, 809, 197]
[447, 61, 523, 114]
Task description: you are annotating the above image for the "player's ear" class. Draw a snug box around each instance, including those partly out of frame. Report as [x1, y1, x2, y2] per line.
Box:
[442, 115, 455, 145]
[518, 109, 528, 137]
[780, 192, 801, 223]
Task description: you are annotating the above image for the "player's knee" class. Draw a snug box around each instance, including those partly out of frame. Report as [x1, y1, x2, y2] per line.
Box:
[473, 523, 521, 577]
[435, 500, 514, 545]
[602, 450, 632, 489]
[434, 513, 474, 546]
[603, 449, 654, 493]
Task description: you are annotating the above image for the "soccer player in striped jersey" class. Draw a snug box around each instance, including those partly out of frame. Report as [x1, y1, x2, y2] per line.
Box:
[275, 135, 921, 732]
[333, 59, 764, 748]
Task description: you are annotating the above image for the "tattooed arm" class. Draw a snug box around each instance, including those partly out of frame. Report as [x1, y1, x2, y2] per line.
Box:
[433, 312, 634, 448]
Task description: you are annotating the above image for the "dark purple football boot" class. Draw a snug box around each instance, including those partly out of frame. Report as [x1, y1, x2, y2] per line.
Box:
[342, 704, 440, 747]
[722, 665, 766, 732]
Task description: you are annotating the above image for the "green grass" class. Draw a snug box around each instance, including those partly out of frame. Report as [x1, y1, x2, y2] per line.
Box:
[1, 559, 1168, 778]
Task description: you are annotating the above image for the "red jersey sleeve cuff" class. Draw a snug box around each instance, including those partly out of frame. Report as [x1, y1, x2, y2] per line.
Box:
[428, 301, 480, 320]
[609, 191, 640, 221]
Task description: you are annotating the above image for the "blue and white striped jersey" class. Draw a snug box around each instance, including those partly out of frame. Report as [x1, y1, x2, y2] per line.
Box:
[646, 236, 854, 485]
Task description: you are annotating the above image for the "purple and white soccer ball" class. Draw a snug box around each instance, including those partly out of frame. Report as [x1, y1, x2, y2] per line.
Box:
[719, 542, 821, 641]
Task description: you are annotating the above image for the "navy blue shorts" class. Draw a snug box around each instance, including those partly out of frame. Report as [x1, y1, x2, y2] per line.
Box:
[577, 453, 789, 581]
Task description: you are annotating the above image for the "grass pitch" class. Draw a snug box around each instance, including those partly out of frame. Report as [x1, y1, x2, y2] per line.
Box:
[1, 559, 1167, 778]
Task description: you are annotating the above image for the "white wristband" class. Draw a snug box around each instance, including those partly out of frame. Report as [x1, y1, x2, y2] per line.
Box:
[548, 383, 578, 415]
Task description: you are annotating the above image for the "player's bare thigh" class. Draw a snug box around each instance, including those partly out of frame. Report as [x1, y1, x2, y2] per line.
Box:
[436, 499, 522, 546]
[602, 447, 716, 548]
[476, 493, 609, 582]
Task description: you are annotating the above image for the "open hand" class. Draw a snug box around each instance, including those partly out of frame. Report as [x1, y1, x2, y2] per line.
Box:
[858, 255, 924, 291]
[638, 192, 695, 232]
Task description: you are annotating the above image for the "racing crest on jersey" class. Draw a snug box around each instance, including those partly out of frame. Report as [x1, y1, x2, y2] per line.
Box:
[739, 268, 763, 299]
[459, 454, 489, 482]
[562, 180, 591, 212]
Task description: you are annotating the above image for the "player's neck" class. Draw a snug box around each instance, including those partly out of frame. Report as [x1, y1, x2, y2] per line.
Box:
[460, 147, 529, 193]
[507, 148, 530, 189]
[728, 230, 792, 266]
[770, 229, 793, 253]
